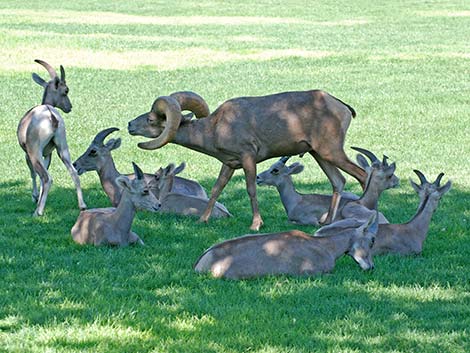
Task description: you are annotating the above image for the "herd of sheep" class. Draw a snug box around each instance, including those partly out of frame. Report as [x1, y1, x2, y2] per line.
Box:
[17, 60, 451, 280]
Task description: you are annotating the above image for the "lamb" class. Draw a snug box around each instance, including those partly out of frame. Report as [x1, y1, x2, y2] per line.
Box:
[17, 59, 86, 216]
[71, 163, 160, 246]
[256, 156, 361, 225]
[154, 163, 231, 218]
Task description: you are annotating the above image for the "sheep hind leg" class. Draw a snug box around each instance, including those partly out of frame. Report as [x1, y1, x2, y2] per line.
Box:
[199, 164, 234, 224]
[29, 155, 52, 217]
[25, 154, 39, 203]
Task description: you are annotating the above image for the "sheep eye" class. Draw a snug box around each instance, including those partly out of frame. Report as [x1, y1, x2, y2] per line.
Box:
[272, 168, 279, 174]
[89, 149, 97, 156]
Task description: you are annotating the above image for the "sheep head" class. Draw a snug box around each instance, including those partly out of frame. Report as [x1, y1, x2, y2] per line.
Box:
[32, 59, 72, 113]
[128, 91, 210, 150]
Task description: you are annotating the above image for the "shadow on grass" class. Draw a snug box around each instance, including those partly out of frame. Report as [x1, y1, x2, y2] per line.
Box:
[0, 177, 469, 352]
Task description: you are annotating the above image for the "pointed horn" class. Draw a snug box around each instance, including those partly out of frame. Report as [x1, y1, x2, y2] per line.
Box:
[138, 96, 182, 150]
[279, 156, 291, 164]
[92, 127, 120, 145]
[132, 162, 144, 180]
[170, 91, 210, 118]
[382, 155, 389, 167]
[433, 172, 444, 187]
[413, 169, 428, 185]
[34, 59, 57, 79]
[60, 65, 65, 82]
[351, 146, 379, 163]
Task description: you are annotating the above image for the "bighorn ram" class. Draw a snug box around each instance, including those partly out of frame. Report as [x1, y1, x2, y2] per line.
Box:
[194, 212, 378, 279]
[128, 90, 367, 230]
[71, 163, 160, 246]
[17, 59, 86, 216]
[154, 163, 231, 218]
[73, 127, 207, 206]
[373, 170, 451, 255]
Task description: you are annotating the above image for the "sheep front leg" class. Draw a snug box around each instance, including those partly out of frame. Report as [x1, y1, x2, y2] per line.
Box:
[199, 164, 234, 224]
[55, 139, 87, 210]
[242, 154, 263, 231]
[310, 151, 345, 224]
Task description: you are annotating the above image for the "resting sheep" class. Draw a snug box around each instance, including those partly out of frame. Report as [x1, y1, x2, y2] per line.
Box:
[71, 163, 160, 246]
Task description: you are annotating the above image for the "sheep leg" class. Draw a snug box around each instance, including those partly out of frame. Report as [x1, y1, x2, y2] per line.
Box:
[310, 151, 345, 224]
[29, 154, 52, 217]
[25, 154, 39, 203]
[129, 231, 144, 246]
[241, 154, 263, 231]
[199, 164, 234, 223]
[55, 141, 87, 210]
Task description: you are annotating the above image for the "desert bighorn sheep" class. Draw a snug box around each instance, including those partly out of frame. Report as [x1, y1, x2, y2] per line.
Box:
[17, 59, 86, 216]
[194, 212, 378, 279]
[154, 163, 231, 218]
[331, 147, 398, 223]
[372, 170, 451, 255]
[73, 127, 207, 206]
[71, 163, 161, 246]
[128, 90, 367, 231]
[256, 156, 361, 225]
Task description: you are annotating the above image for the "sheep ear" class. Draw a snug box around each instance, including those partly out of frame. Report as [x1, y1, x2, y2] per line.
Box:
[116, 176, 132, 190]
[105, 138, 121, 151]
[409, 178, 421, 193]
[53, 76, 60, 89]
[32, 73, 47, 87]
[287, 163, 304, 175]
[173, 162, 186, 175]
[356, 154, 370, 169]
[438, 180, 452, 195]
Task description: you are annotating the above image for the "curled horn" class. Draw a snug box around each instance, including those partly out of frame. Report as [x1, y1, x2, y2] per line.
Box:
[34, 59, 57, 79]
[132, 162, 144, 180]
[351, 146, 379, 164]
[92, 127, 120, 146]
[413, 169, 428, 185]
[138, 96, 182, 150]
[279, 156, 291, 164]
[433, 172, 444, 187]
[170, 91, 210, 118]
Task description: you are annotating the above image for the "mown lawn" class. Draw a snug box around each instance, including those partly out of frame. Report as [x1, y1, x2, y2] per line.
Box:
[0, 1, 469, 352]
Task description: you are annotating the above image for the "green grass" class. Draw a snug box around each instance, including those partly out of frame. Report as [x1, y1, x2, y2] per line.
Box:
[1, 1, 469, 352]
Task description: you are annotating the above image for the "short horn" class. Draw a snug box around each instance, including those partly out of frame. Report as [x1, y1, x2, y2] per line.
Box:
[351, 146, 379, 163]
[170, 91, 210, 118]
[413, 169, 428, 185]
[60, 65, 66, 82]
[34, 59, 57, 79]
[138, 96, 182, 150]
[382, 155, 389, 167]
[92, 127, 120, 145]
[132, 162, 144, 180]
[433, 172, 444, 187]
[279, 156, 291, 164]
